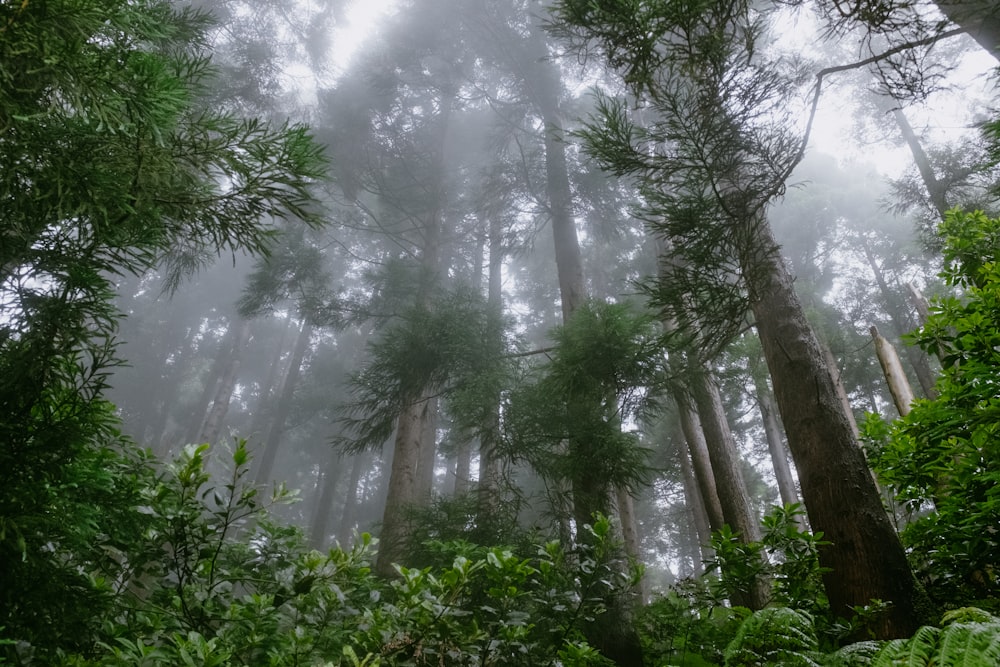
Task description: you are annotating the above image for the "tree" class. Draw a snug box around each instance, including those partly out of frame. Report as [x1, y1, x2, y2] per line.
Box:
[866, 209, 1000, 605]
[0, 0, 325, 655]
[552, 0, 927, 637]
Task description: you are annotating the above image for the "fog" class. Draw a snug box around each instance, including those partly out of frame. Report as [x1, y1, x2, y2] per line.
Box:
[105, 0, 998, 582]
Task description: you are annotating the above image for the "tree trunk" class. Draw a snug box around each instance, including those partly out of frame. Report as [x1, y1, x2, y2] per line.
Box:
[756, 381, 805, 524]
[871, 326, 916, 417]
[197, 319, 251, 445]
[893, 108, 950, 218]
[615, 487, 646, 603]
[934, 1, 1000, 61]
[861, 239, 938, 398]
[747, 218, 926, 638]
[676, 392, 726, 532]
[688, 364, 769, 610]
[253, 320, 312, 485]
[678, 436, 714, 572]
[415, 395, 439, 505]
[452, 437, 472, 496]
[185, 320, 241, 445]
[477, 213, 505, 517]
[338, 452, 368, 548]
[309, 448, 342, 550]
[249, 317, 294, 440]
[376, 397, 426, 576]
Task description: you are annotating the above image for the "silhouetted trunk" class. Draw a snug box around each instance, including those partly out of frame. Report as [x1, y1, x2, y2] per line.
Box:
[310, 448, 342, 550]
[249, 318, 294, 439]
[678, 436, 713, 572]
[934, 1, 1000, 60]
[197, 319, 251, 445]
[452, 438, 472, 495]
[254, 320, 312, 485]
[338, 452, 368, 548]
[477, 213, 504, 516]
[748, 217, 925, 638]
[185, 321, 241, 445]
[150, 325, 199, 456]
[893, 108, 950, 218]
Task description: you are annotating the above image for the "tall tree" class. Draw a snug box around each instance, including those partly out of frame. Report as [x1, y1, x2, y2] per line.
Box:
[553, 0, 927, 637]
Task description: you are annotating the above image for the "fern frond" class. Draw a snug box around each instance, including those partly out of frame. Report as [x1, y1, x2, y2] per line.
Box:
[939, 622, 1000, 667]
[871, 625, 939, 666]
[724, 607, 820, 667]
[823, 640, 882, 666]
[867, 612, 1000, 667]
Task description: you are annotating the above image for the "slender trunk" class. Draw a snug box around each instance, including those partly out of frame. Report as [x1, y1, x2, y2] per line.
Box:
[309, 449, 342, 550]
[198, 319, 251, 445]
[676, 392, 726, 532]
[861, 242, 937, 398]
[678, 436, 713, 572]
[151, 325, 199, 456]
[338, 452, 368, 548]
[756, 381, 805, 523]
[688, 364, 769, 610]
[414, 395, 438, 505]
[185, 321, 240, 445]
[747, 218, 925, 638]
[526, 20, 642, 663]
[871, 326, 917, 417]
[893, 109, 950, 218]
[253, 320, 312, 485]
[249, 318, 294, 439]
[907, 282, 932, 325]
[477, 214, 504, 516]
[615, 487, 646, 603]
[820, 340, 859, 437]
[452, 438, 472, 496]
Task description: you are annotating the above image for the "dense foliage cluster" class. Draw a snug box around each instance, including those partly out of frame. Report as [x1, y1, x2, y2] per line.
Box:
[865, 209, 1000, 608]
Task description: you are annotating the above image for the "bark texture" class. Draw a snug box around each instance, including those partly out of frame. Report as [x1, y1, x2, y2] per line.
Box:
[748, 220, 925, 638]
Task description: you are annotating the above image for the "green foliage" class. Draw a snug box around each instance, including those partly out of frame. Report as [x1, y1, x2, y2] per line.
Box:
[0, 0, 325, 659]
[7, 443, 632, 665]
[505, 300, 661, 517]
[638, 588, 751, 666]
[724, 607, 820, 667]
[704, 505, 830, 616]
[868, 609, 1000, 667]
[865, 210, 1000, 606]
[339, 284, 513, 453]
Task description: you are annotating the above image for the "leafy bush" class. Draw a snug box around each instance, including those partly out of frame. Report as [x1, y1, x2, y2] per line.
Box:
[16, 442, 637, 666]
[864, 210, 1000, 607]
